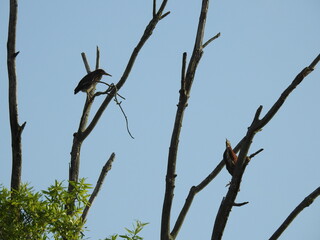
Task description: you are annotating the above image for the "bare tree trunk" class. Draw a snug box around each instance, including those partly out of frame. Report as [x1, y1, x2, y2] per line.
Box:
[161, 1, 218, 239]
[7, 0, 25, 192]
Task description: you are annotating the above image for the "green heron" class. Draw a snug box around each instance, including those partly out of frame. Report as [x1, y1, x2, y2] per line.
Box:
[223, 139, 238, 176]
[74, 69, 112, 95]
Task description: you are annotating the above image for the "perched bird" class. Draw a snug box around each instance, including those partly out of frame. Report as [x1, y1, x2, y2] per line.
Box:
[74, 69, 111, 95]
[223, 139, 238, 176]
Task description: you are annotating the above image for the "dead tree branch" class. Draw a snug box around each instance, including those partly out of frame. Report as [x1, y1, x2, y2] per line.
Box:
[7, 0, 25, 191]
[161, 1, 221, 239]
[68, 0, 169, 215]
[80, 0, 169, 141]
[81, 153, 116, 222]
[269, 186, 320, 240]
[211, 53, 320, 240]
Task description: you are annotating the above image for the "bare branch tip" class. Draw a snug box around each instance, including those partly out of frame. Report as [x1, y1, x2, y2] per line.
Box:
[309, 53, 320, 70]
[20, 121, 27, 132]
[13, 51, 20, 58]
[233, 201, 249, 207]
[160, 11, 170, 20]
[253, 105, 263, 121]
[249, 148, 264, 159]
[153, 0, 157, 17]
[203, 32, 221, 48]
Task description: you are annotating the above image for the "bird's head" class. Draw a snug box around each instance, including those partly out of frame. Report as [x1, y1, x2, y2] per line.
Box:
[96, 69, 112, 77]
[225, 139, 231, 147]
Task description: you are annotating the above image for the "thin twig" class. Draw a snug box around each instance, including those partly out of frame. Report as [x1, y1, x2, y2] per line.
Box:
[160, 11, 170, 20]
[114, 88, 135, 139]
[95, 46, 100, 70]
[203, 32, 221, 48]
[81, 153, 116, 222]
[180, 52, 187, 94]
[269, 187, 320, 240]
[233, 201, 249, 207]
[95, 81, 126, 100]
[248, 148, 263, 159]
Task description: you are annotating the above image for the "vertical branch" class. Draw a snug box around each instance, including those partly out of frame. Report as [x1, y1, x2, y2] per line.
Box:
[161, 1, 211, 240]
[153, 0, 157, 17]
[81, 52, 91, 73]
[7, 0, 25, 191]
[95, 46, 100, 70]
[68, 50, 98, 205]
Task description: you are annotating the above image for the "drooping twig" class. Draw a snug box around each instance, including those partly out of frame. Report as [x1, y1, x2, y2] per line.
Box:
[269, 186, 320, 240]
[114, 91, 135, 139]
[211, 54, 320, 240]
[7, 0, 25, 192]
[81, 153, 116, 222]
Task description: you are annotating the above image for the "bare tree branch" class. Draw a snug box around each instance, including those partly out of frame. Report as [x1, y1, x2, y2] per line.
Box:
[95, 46, 100, 70]
[81, 153, 116, 222]
[153, 0, 156, 17]
[211, 54, 320, 240]
[80, 0, 169, 141]
[81, 52, 91, 73]
[269, 186, 320, 240]
[68, 0, 169, 216]
[161, 1, 211, 240]
[7, 0, 25, 191]
[203, 32, 221, 49]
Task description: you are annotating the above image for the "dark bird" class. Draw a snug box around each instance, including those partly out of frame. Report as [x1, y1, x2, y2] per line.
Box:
[74, 69, 111, 95]
[223, 139, 238, 176]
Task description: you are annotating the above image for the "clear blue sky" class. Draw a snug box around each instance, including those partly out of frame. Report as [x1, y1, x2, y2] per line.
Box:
[1, 1, 320, 239]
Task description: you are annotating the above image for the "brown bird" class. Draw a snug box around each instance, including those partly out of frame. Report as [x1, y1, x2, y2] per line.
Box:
[223, 139, 238, 176]
[74, 69, 111, 95]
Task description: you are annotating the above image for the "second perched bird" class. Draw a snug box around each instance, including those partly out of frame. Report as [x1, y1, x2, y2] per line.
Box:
[74, 69, 112, 95]
[223, 139, 238, 176]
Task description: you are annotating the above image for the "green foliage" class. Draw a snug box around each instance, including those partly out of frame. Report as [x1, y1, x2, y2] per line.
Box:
[0, 179, 91, 240]
[104, 221, 149, 240]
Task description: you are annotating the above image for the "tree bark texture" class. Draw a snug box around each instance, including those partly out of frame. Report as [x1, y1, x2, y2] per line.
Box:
[7, 0, 25, 191]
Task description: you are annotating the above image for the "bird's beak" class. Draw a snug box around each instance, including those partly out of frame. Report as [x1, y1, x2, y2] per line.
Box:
[104, 72, 112, 77]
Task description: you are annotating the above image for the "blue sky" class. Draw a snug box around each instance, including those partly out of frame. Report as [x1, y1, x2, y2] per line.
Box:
[1, 0, 320, 239]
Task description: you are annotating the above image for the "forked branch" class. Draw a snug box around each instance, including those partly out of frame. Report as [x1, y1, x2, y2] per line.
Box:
[211, 54, 320, 240]
[161, 1, 221, 239]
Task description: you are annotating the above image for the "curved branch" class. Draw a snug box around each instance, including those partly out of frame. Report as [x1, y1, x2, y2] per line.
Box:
[269, 187, 320, 240]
